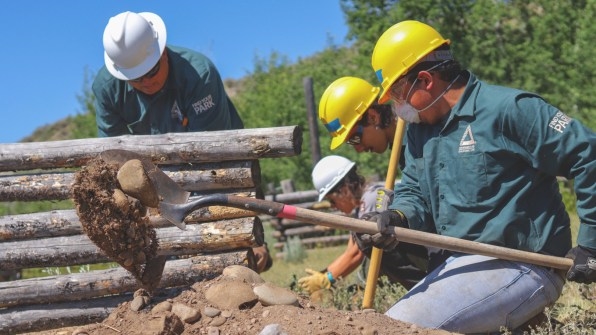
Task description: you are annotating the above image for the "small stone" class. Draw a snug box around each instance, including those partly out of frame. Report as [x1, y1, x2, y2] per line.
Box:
[253, 283, 298, 307]
[172, 302, 201, 323]
[210, 316, 227, 327]
[152, 301, 173, 313]
[130, 296, 146, 311]
[221, 310, 232, 318]
[259, 324, 288, 335]
[262, 309, 271, 318]
[203, 306, 221, 318]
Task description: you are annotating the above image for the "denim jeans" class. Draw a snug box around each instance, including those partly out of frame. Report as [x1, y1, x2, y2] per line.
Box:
[384, 254, 565, 334]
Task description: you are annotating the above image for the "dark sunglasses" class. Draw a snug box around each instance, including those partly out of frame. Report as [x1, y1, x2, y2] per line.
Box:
[347, 124, 363, 146]
[130, 60, 161, 83]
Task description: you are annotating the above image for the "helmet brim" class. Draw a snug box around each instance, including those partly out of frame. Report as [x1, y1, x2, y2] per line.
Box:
[104, 12, 167, 81]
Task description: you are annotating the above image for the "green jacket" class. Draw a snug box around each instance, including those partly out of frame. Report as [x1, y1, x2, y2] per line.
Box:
[93, 45, 243, 136]
[391, 72, 596, 256]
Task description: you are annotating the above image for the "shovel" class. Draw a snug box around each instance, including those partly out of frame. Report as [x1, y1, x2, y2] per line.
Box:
[159, 194, 573, 270]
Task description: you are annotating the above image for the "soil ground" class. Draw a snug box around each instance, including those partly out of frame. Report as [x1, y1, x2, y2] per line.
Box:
[22, 275, 459, 335]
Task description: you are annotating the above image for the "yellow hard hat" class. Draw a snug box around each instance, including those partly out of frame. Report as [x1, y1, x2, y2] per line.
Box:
[318, 77, 380, 150]
[372, 20, 451, 103]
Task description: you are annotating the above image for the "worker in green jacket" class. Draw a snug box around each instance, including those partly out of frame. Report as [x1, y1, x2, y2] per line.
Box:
[356, 20, 596, 333]
[92, 11, 243, 137]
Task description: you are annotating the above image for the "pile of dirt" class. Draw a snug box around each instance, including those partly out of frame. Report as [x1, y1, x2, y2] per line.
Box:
[31, 267, 457, 335]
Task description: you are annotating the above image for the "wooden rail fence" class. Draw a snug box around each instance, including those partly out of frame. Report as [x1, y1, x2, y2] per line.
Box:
[0, 126, 301, 334]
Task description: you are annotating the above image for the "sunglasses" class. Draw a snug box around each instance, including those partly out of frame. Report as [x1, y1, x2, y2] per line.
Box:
[130, 60, 161, 83]
[347, 124, 363, 146]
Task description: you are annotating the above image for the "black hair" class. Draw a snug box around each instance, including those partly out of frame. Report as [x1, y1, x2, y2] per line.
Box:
[329, 166, 365, 199]
[357, 103, 393, 129]
[404, 45, 464, 83]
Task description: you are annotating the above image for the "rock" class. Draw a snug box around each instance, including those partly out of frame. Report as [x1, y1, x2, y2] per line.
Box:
[210, 316, 227, 326]
[253, 283, 299, 307]
[171, 303, 201, 324]
[205, 281, 258, 310]
[117, 159, 159, 207]
[203, 306, 221, 318]
[112, 189, 130, 214]
[152, 301, 173, 313]
[130, 296, 147, 311]
[259, 323, 289, 335]
[222, 265, 265, 284]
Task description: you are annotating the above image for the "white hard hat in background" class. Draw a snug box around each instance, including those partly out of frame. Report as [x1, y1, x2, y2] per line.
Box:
[312, 155, 356, 202]
[102, 11, 167, 80]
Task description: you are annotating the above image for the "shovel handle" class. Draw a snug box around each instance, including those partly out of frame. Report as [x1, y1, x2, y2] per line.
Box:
[232, 196, 573, 270]
[165, 194, 573, 270]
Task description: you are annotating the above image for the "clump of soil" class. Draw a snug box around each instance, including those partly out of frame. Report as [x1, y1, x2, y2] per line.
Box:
[71, 157, 159, 285]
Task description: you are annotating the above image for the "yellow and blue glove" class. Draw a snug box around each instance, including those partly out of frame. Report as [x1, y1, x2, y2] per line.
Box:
[297, 269, 335, 294]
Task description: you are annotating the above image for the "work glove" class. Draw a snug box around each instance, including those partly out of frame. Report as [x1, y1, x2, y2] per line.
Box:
[565, 246, 596, 284]
[354, 210, 407, 252]
[375, 188, 394, 211]
[297, 269, 332, 294]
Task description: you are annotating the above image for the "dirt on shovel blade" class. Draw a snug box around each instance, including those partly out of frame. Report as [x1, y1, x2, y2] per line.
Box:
[71, 157, 159, 286]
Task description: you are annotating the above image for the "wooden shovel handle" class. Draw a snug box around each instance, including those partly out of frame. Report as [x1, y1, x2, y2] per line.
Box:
[284, 205, 572, 270]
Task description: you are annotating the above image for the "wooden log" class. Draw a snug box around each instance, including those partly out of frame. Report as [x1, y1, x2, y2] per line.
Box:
[0, 217, 262, 269]
[265, 189, 318, 204]
[0, 250, 251, 308]
[273, 225, 335, 239]
[0, 126, 302, 171]
[0, 204, 257, 242]
[273, 234, 351, 252]
[0, 160, 260, 201]
[0, 295, 126, 334]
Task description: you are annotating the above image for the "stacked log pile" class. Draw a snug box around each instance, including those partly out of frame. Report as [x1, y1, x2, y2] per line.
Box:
[0, 126, 301, 334]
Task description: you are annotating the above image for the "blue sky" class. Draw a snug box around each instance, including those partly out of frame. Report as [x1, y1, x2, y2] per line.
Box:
[0, 1, 349, 143]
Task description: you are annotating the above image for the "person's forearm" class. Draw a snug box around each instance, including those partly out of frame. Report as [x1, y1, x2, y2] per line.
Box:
[327, 238, 365, 279]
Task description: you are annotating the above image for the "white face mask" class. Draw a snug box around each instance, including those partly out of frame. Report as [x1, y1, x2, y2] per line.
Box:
[392, 102, 421, 123]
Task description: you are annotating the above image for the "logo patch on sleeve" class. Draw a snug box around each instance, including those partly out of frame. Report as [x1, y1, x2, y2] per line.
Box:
[192, 95, 215, 115]
[548, 111, 572, 134]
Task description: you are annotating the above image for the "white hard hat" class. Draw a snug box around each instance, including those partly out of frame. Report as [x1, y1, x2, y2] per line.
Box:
[102, 11, 167, 80]
[312, 155, 356, 202]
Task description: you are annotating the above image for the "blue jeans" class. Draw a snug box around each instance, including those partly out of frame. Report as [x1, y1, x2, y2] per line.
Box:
[384, 254, 565, 333]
